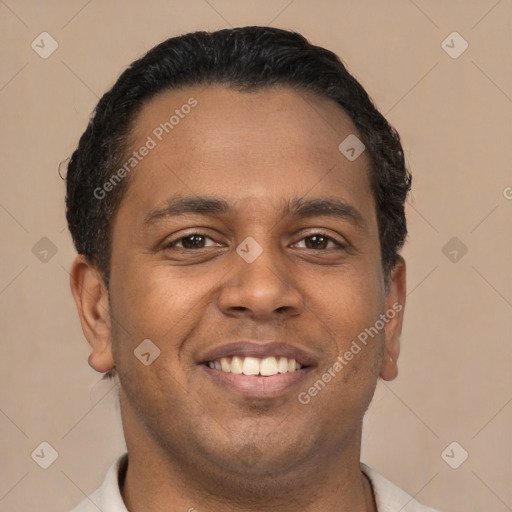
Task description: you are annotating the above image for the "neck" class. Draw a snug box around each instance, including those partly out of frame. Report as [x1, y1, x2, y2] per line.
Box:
[120, 425, 376, 512]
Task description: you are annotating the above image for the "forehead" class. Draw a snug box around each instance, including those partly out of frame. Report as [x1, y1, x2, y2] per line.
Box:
[130, 84, 361, 156]
[117, 84, 375, 228]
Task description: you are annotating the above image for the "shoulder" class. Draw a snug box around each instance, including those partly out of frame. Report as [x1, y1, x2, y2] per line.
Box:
[68, 454, 128, 512]
[361, 463, 441, 512]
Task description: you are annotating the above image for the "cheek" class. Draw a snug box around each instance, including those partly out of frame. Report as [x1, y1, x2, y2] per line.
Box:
[308, 262, 384, 347]
[108, 264, 215, 380]
[111, 263, 202, 333]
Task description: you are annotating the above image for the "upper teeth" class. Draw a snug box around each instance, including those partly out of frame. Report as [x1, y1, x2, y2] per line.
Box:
[207, 356, 303, 376]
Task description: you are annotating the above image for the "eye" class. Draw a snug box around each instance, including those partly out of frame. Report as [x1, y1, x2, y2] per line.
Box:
[292, 232, 345, 250]
[165, 232, 220, 250]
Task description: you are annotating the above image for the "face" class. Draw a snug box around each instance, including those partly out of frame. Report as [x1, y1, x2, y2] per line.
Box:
[72, 85, 405, 481]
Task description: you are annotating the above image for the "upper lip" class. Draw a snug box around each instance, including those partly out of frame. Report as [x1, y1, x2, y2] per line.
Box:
[197, 341, 318, 367]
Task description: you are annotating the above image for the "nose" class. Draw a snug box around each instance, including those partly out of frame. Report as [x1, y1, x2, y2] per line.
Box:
[216, 241, 304, 320]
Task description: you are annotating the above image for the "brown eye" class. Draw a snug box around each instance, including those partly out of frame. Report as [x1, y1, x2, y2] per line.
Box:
[305, 234, 329, 249]
[294, 233, 344, 250]
[179, 234, 207, 249]
[165, 232, 217, 250]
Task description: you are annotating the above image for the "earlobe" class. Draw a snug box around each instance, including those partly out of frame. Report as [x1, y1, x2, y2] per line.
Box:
[380, 338, 400, 381]
[380, 256, 406, 382]
[88, 351, 115, 373]
[69, 255, 115, 373]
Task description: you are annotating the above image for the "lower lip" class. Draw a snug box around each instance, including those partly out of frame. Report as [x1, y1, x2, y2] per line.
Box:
[200, 364, 313, 397]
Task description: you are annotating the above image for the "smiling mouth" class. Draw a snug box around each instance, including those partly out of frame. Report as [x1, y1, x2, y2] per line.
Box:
[204, 356, 305, 376]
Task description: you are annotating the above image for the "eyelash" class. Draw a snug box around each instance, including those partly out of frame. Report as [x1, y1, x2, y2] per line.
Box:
[164, 231, 346, 250]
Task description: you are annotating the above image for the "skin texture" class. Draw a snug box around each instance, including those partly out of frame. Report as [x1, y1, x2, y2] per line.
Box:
[70, 85, 406, 512]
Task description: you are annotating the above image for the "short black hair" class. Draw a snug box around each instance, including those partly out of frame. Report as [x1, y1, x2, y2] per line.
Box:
[65, 26, 411, 288]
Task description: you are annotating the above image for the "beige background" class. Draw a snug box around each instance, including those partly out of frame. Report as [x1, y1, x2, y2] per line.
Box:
[1, 1, 511, 511]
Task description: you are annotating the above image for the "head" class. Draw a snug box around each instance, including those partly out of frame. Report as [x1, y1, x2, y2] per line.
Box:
[66, 26, 410, 491]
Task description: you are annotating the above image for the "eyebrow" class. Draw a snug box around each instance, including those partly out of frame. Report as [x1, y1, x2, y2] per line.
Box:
[142, 195, 366, 230]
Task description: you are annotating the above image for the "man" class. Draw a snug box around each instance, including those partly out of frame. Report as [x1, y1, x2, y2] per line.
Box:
[66, 26, 439, 511]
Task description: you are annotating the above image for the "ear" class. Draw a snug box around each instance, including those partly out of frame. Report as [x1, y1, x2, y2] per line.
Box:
[380, 256, 406, 381]
[69, 255, 114, 373]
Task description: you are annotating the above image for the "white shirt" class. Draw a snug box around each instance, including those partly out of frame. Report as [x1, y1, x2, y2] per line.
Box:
[70, 454, 440, 512]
